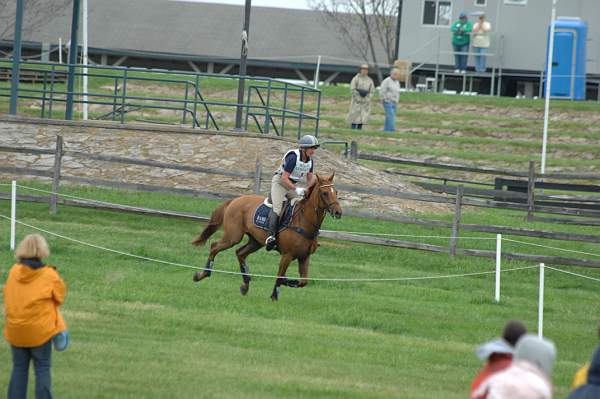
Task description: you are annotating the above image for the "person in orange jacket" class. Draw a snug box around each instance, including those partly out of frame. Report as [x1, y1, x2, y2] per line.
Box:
[3, 234, 67, 399]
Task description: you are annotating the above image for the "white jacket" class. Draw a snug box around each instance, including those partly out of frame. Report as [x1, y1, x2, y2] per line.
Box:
[472, 360, 552, 399]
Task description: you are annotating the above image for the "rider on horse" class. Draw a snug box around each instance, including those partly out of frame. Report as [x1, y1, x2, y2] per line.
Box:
[265, 135, 319, 251]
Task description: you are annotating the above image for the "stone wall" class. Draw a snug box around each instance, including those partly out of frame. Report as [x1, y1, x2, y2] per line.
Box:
[0, 116, 448, 214]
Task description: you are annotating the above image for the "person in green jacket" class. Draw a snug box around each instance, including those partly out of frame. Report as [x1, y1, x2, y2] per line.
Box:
[451, 12, 473, 73]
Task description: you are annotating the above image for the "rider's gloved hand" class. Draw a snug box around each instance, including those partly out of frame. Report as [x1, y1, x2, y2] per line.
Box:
[295, 187, 305, 197]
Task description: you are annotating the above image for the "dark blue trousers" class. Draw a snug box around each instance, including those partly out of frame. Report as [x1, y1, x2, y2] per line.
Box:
[8, 341, 53, 399]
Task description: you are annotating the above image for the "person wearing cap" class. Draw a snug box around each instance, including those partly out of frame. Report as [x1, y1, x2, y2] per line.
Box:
[471, 334, 556, 399]
[469, 320, 528, 398]
[265, 135, 319, 251]
[347, 64, 375, 130]
[472, 13, 492, 73]
[568, 345, 600, 399]
[3, 233, 68, 399]
[451, 12, 473, 73]
[379, 68, 401, 132]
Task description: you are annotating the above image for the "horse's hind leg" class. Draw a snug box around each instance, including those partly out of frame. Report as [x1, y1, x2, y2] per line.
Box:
[236, 235, 261, 296]
[193, 228, 245, 283]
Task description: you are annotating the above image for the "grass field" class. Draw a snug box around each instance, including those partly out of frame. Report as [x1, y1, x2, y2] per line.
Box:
[0, 182, 599, 398]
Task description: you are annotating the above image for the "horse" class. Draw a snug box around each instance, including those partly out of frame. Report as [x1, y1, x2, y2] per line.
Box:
[191, 173, 342, 300]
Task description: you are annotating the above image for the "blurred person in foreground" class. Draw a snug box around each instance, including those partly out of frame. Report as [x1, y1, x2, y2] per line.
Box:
[3, 234, 68, 399]
[571, 321, 600, 389]
[471, 334, 556, 399]
[469, 320, 528, 397]
[568, 345, 600, 399]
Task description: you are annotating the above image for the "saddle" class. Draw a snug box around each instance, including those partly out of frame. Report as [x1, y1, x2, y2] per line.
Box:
[253, 197, 320, 244]
[252, 197, 296, 232]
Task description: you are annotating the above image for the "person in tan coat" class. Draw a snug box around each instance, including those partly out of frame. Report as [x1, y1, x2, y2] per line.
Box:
[4, 234, 67, 399]
[346, 64, 374, 130]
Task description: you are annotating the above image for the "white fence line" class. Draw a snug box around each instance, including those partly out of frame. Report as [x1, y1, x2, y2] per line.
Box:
[495, 234, 501, 303]
[10, 181, 16, 250]
[504, 238, 600, 258]
[545, 265, 600, 283]
[0, 214, 537, 283]
[538, 263, 545, 338]
[6, 180, 600, 339]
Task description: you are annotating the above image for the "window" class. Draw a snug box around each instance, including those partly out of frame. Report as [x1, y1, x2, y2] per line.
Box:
[504, 0, 527, 5]
[422, 1, 452, 26]
[475, 0, 486, 6]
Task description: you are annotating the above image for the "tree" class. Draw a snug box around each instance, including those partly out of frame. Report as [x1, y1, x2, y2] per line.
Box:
[0, 0, 70, 41]
[309, 0, 399, 83]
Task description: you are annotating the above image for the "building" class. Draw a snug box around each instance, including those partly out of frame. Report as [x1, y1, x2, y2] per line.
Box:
[1, 0, 599, 98]
[398, 0, 599, 98]
[1, 0, 387, 85]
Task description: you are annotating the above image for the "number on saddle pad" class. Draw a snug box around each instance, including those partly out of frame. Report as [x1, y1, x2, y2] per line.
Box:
[252, 200, 295, 231]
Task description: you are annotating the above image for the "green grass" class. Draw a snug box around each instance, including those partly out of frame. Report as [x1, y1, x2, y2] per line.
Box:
[0, 182, 598, 398]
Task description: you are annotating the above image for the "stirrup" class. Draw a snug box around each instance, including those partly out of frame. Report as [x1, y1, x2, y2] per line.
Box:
[265, 235, 276, 251]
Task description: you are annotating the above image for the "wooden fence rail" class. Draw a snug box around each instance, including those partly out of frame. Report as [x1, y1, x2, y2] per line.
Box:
[2, 192, 599, 269]
[357, 151, 600, 181]
[2, 137, 600, 224]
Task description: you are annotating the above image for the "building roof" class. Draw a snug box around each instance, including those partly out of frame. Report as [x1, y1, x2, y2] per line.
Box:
[2, 0, 389, 68]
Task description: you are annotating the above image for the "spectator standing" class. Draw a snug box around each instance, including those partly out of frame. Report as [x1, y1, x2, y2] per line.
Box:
[347, 64, 375, 130]
[571, 321, 600, 389]
[3, 234, 67, 399]
[471, 334, 556, 399]
[469, 320, 528, 398]
[472, 13, 492, 73]
[379, 68, 401, 132]
[568, 346, 600, 399]
[451, 12, 473, 73]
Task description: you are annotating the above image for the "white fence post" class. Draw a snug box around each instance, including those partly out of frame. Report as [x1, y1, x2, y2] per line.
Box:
[10, 180, 16, 250]
[314, 55, 321, 89]
[538, 263, 545, 338]
[495, 234, 501, 302]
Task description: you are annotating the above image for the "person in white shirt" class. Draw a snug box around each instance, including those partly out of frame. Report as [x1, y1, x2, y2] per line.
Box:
[379, 68, 401, 132]
[472, 13, 492, 73]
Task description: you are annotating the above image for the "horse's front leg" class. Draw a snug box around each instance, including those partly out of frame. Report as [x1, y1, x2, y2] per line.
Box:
[271, 254, 293, 301]
[298, 256, 310, 288]
[284, 256, 310, 288]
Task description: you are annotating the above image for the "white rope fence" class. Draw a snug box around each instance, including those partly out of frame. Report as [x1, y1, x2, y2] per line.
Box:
[504, 238, 600, 258]
[4, 180, 600, 337]
[545, 265, 600, 283]
[0, 214, 535, 283]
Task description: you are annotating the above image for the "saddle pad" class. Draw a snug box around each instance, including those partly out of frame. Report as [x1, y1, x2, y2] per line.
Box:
[253, 201, 295, 231]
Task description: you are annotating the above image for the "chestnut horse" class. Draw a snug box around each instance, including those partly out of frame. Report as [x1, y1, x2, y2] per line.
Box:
[191, 173, 342, 300]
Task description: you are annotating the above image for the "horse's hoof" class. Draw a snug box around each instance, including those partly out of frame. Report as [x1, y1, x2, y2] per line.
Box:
[270, 295, 278, 301]
[240, 284, 249, 296]
[193, 271, 209, 282]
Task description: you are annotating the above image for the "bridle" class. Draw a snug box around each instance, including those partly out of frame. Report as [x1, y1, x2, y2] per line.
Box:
[315, 183, 341, 216]
[287, 182, 341, 241]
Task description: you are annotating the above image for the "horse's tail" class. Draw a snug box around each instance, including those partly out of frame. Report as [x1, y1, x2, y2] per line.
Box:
[192, 199, 233, 246]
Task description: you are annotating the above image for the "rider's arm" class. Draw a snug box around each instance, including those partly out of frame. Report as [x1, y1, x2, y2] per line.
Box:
[280, 171, 297, 190]
[306, 172, 316, 189]
[281, 152, 300, 190]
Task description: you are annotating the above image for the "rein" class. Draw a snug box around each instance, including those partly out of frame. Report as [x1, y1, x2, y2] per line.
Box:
[289, 183, 339, 240]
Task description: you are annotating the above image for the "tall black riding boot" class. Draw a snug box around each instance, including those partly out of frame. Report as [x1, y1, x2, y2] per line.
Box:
[265, 210, 279, 251]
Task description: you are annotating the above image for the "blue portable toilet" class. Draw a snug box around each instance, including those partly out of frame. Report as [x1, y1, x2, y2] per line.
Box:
[545, 17, 587, 100]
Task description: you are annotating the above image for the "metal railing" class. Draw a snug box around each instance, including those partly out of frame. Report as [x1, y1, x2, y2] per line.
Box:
[0, 60, 321, 137]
